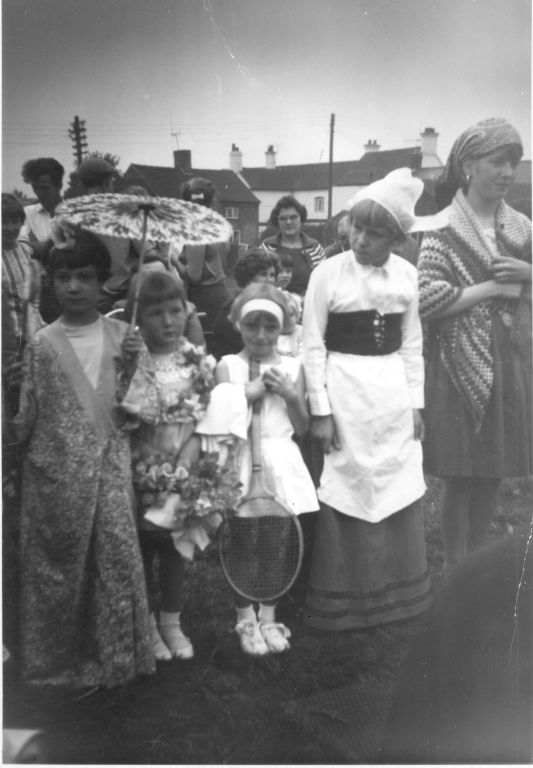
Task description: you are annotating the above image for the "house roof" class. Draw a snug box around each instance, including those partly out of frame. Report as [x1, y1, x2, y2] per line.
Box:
[241, 147, 424, 191]
[118, 164, 259, 204]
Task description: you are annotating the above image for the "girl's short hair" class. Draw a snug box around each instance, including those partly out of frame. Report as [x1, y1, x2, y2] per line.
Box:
[349, 199, 405, 242]
[47, 228, 111, 281]
[278, 251, 294, 269]
[229, 282, 291, 332]
[124, 270, 187, 323]
[1, 193, 26, 223]
[269, 195, 307, 227]
[234, 248, 281, 287]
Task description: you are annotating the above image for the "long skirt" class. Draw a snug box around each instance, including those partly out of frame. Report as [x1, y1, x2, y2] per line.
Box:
[423, 314, 532, 479]
[304, 502, 431, 630]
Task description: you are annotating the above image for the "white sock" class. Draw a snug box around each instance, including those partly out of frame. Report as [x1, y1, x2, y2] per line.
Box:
[258, 603, 276, 623]
[236, 605, 256, 624]
[160, 611, 181, 626]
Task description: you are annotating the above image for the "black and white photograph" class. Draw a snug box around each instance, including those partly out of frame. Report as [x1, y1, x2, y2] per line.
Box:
[2, 0, 531, 763]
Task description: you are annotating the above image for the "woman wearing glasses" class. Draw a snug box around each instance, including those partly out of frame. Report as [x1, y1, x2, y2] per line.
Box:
[262, 195, 324, 296]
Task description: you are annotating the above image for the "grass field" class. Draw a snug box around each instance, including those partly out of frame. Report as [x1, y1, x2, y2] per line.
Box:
[3, 476, 532, 764]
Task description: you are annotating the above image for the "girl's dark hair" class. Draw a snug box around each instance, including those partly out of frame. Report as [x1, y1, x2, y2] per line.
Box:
[349, 199, 405, 242]
[2, 193, 25, 223]
[124, 270, 187, 323]
[278, 251, 294, 268]
[269, 195, 307, 227]
[22, 157, 64, 187]
[234, 248, 280, 287]
[229, 282, 291, 332]
[47, 229, 111, 281]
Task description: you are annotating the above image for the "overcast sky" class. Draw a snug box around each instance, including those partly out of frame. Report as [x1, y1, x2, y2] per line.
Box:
[2, 0, 531, 193]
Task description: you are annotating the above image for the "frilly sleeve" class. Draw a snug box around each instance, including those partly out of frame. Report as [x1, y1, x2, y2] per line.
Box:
[195, 382, 249, 438]
[117, 346, 160, 424]
[195, 382, 250, 462]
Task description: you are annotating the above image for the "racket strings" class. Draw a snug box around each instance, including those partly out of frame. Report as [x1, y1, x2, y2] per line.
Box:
[219, 515, 302, 602]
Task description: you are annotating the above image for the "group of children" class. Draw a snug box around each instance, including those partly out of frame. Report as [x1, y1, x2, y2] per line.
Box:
[3, 168, 442, 690]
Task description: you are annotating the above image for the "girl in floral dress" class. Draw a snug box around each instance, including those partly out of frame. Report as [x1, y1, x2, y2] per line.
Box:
[120, 271, 215, 661]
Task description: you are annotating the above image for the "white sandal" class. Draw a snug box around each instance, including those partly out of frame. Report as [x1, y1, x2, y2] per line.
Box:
[159, 622, 194, 660]
[235, 619, 269, 656]
[259, 622, 291, 653]
[148, 614, 172, 661]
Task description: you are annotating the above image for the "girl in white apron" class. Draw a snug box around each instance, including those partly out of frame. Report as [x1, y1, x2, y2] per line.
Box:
[303, 168, 446, 629]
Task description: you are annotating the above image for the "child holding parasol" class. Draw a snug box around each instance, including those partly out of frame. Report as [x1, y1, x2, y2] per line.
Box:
[14, 224, 155, 689]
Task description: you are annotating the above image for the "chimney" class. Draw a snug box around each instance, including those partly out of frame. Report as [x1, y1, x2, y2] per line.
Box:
[420, 127, 438, 158]
[265, 145, 276, 169]
[364, 139, 381, 152]
[229, 143, 243, 173]
[174, 150, 192, 172]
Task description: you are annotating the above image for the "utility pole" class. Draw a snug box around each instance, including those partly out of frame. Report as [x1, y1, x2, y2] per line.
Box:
[68, 116, 88, 165]
[327, 113, 335, 219]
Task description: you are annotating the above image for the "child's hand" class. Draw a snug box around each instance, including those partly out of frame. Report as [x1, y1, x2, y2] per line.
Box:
[121, 328, 143, 379]
[122, 328, 144, 361]
[262, 367, 296, 401]
[311, 414, 341, 453]
[413, 409, 425, 441]
[245, 376, 267, 403]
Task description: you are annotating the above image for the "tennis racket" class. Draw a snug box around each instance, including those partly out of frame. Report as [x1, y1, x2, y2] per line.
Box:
[218, 358, 304, 602]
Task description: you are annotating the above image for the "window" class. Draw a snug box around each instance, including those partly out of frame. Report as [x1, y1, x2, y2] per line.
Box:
[225, 207, 239, 220]
[314, 196, 325, 213]
[232, 230, 241, 244]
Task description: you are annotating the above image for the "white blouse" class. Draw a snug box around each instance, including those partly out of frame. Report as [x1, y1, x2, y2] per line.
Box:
[303, 250, 424, 415]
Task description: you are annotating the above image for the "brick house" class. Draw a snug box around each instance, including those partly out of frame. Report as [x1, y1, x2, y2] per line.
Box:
[117, 150, 260, 245]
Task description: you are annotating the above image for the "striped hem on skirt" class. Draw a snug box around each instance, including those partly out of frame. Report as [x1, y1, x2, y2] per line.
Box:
[304, 501, 432, 630]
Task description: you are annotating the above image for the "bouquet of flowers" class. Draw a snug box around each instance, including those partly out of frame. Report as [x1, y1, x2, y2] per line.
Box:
[134, 452, 241, 560]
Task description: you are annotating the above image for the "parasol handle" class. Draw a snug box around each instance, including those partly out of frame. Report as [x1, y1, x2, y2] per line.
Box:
[128, 204, 153, 329]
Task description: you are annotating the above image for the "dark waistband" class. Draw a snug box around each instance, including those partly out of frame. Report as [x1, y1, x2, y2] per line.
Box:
[325, 311, 403, 355]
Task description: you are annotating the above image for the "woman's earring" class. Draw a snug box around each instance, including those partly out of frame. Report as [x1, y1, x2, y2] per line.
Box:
[466, 173, 472, 184]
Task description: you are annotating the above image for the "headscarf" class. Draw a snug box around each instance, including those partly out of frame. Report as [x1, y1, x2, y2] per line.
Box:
[347, 167, 448, 234]
[439, 117, 523, 201]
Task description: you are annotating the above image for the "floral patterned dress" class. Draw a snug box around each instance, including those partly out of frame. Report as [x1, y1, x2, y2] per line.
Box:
[16, 318, 155, 689]
[119, 339, 218, 559]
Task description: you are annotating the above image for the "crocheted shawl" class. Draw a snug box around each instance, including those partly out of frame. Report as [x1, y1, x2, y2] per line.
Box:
[419, 190, 531, 430]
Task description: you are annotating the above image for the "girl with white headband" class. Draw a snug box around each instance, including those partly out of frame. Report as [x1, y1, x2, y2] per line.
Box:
[198, 281, 318, 655]
[303, 167, 446, 631]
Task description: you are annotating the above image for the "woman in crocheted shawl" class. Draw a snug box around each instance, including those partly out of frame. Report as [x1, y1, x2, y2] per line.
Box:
[418, 117, 531, 568]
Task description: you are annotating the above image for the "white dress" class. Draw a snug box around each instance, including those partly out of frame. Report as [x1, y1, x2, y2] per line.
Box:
[221, 354, 319, 516]
[303, 251, 425, 522]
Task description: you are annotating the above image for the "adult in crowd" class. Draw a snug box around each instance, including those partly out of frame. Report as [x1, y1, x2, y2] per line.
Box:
[20, 157, 65, 322]
[418, 117, 532, 569]
[210, 247, 280, 360]
[78, 155, 116, 194]
[262, 195, 324, 295]
[20, 157, 64, 260]
[323, 214, 350, 258]
[2, 194, 44, 656]
[179, 177, 231, 352]
[76, 156, 134, 314]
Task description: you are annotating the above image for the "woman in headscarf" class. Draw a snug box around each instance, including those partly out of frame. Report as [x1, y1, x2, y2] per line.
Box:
[418, 118, 531, 569]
